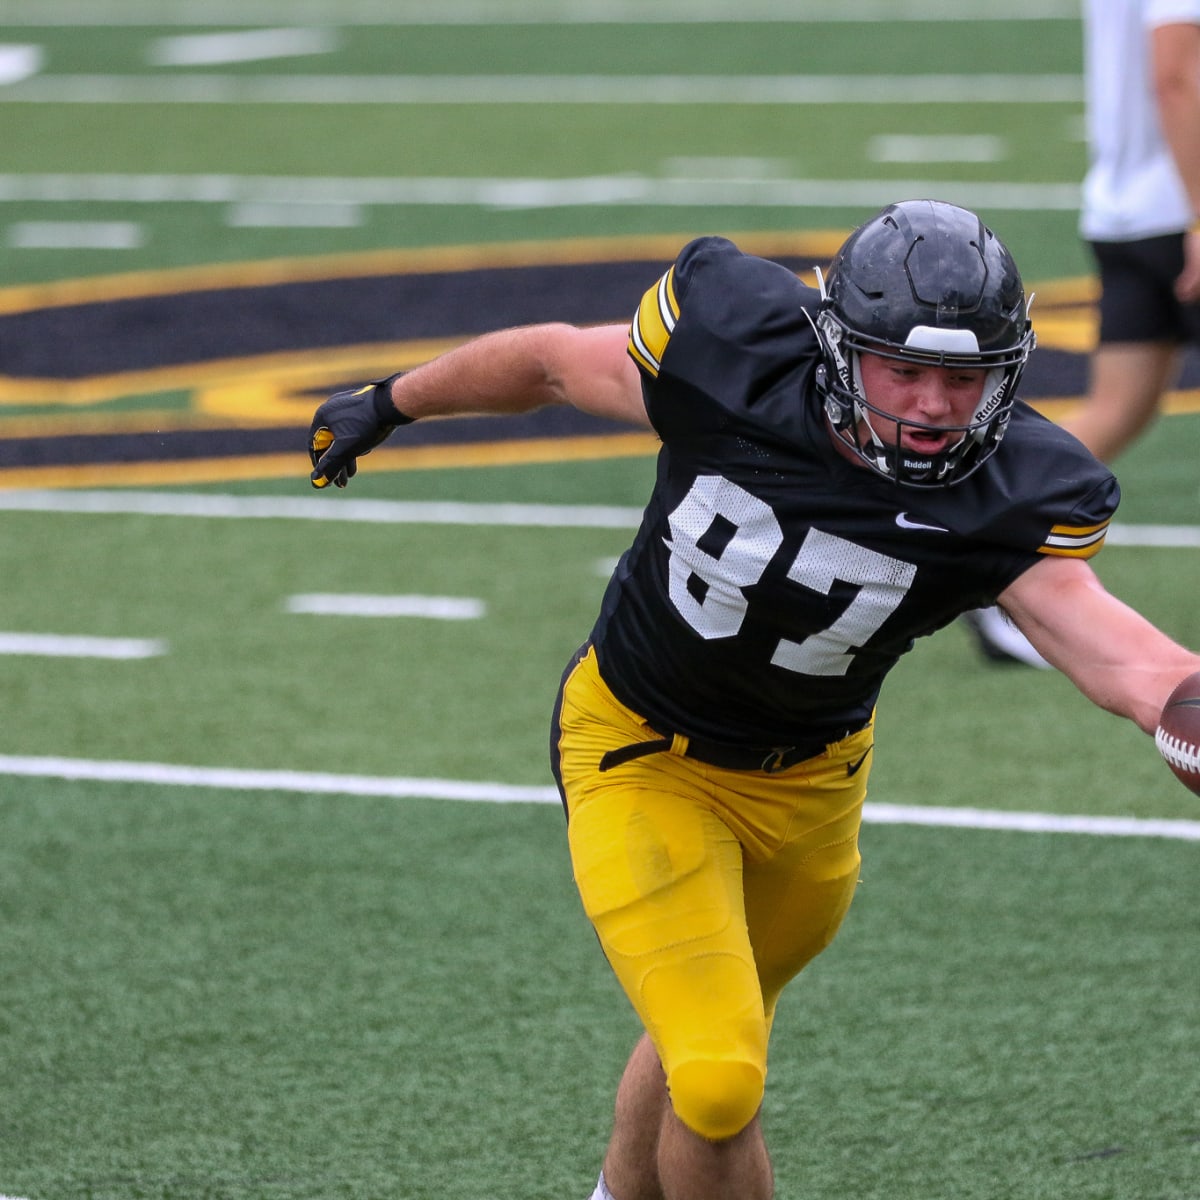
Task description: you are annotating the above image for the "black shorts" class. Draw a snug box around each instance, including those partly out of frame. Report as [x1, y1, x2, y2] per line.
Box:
[1089, 233, 1200, 345]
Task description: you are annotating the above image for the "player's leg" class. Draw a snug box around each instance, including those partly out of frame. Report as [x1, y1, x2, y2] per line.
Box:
[600, 1034, 669, 1200]
[565, 780, 773, 1200]
[738, 727, 871, 1020]
[599, 1032, 772, 1200]
[1063, 234, 1185, 463]
[554, 649, 775, 1200]
[654, 1088, 772, 1200]
[1064, 340, 1179, 462]
[622, 725, 872, 1200]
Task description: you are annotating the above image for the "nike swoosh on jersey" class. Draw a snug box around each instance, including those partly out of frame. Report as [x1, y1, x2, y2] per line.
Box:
[895, 512, 950, 533]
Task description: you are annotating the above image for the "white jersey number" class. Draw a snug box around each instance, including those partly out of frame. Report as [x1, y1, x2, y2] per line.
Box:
[664, 476, 917, 676]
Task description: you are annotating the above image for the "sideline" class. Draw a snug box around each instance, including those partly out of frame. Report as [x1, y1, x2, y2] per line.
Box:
[3, 754, 1197, 840]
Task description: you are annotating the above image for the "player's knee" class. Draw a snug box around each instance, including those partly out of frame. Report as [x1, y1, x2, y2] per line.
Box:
[666, 1057, 765, 1141]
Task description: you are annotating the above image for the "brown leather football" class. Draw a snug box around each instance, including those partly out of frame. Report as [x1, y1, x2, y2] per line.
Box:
[1154, 671, 1200, 795]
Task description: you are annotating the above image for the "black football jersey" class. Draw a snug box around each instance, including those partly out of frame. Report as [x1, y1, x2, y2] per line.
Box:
[588, 236, 1119, 746]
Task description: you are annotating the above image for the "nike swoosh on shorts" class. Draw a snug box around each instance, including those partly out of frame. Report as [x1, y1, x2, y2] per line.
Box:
[846, 745, 874, 777]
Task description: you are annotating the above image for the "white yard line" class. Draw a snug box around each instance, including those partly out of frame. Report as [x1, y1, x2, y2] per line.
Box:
[285, 593, 485, 619]
[225, 201, 363, 227]
[0, 43, 41, 83]
[1104, 524, 1200, 548]
[0, 1, 1085, 25]
[6, 220, 144, 249]
[0, 491, 649, 528]
[0, 172, 1083, 213]
[147, 28, 339, 67]
[867, 134, 1008, 164]
[0, 633, 166, 658]
[864, 803, 1200, 840]
[0, 73, 1084, 105]
[0, 491, 1195, 548]
[0, 755, 557, 803]
[0, 754, 1196, 840]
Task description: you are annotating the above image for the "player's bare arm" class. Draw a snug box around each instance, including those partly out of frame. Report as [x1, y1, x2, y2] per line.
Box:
[310, 322, 647, 488]
[998, 555, 1200, 733]
[386, 322, 648, 426]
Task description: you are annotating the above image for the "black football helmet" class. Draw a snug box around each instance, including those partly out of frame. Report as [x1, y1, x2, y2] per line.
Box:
[814, 199, 1035, 488]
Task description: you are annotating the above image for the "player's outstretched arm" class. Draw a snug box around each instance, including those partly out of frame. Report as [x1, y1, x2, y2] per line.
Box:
[309, 322, 646, 489]
[997, 555, 1200, 734]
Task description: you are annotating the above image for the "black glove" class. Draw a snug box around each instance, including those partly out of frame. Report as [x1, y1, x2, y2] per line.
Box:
[309, 374, 413, 489]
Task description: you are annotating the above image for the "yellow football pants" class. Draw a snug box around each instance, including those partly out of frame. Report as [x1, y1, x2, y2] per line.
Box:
[552, 646, 872, 1140]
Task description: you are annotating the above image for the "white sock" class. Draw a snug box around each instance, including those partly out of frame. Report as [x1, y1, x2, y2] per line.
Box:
[588, 1170, 616, 1200]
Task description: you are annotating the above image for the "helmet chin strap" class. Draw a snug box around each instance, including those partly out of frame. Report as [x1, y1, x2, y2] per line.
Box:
[858, 411, 897, 467]
[849, 354, 892, 464]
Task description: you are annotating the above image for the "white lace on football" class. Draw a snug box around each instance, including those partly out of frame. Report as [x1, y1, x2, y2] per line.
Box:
[1154, 726, 1200, 772]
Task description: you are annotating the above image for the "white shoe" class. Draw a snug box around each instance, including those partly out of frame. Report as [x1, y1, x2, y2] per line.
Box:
[588, 1171, 616, 1200]
[962, 606, 1050, 669]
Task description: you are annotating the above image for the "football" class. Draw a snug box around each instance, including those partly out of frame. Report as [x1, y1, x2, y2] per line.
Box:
[1154, 670, 1200, 794]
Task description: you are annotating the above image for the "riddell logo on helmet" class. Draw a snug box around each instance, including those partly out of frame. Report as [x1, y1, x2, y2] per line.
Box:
[974, 387, 1006, 423]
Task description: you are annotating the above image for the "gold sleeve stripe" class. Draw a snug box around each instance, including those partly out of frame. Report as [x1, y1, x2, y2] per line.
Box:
[627, 266, 679, 378]
[1037, 519, 1111, 558]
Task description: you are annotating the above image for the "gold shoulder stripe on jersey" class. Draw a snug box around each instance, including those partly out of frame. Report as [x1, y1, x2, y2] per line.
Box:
[627, 266, 679, 378]
[1038, 519, 1111, 558]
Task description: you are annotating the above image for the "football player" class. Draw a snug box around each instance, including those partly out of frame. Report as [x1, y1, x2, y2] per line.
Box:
[307, 200, 1200, 1200]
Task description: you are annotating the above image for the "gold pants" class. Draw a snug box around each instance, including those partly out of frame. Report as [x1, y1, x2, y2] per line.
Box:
[552, 646, 873, 1139]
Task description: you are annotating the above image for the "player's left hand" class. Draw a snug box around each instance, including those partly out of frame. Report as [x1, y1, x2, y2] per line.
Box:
[309, 376, 411, 489]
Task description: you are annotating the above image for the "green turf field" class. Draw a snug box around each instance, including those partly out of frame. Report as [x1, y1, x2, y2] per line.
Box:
[1, 0, 1089, 284]
[4, 786, 1198, 1200]
[1, 4, 1198, 1199]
